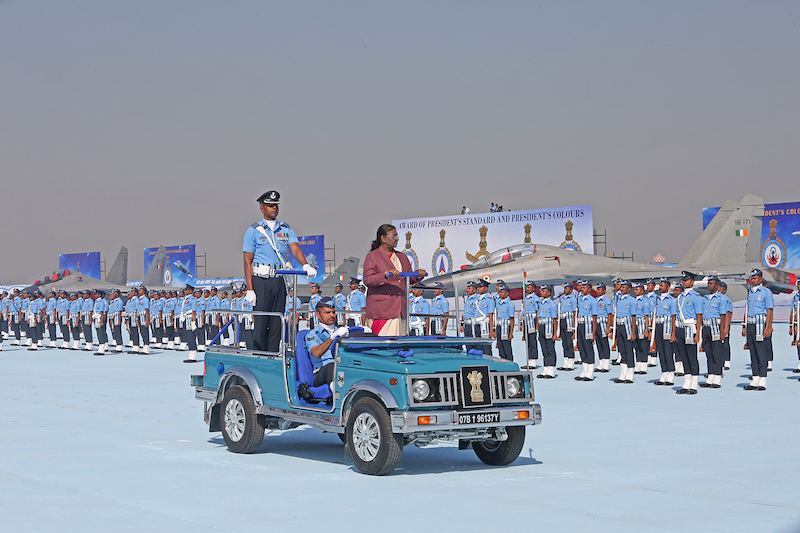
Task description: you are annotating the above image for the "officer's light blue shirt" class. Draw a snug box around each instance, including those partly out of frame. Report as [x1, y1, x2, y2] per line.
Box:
[94, 298, 109, 313]
[136, 296, 150, 315]
[703, 292, 723, 320]
[720, 293, 733, 315]
[347, 291, 366, 312]
[409, 296, 431, 317]
[309, 294, 321, 313]
[597, 295, 613, 317]
[677, 288, 704, 322]
[523, 293, 539, 315]
[538, 298, 557, 319]
[70, 299, 83, 315]
[578, 294, 598, 317]
[634, 296, 648, 317]
[125, 296, 137, 315]
[615, 294, 635, 318]
[655, 294, 676, 317]
[463, 294, 478, 319]
[559, 292, 577, 313]
[286, 295, 301, 310]
[81, 297, 94, 313]
[109, 298, 123, 314]
[333, 293, 346, 311]
[495, 297, 515, 320]
[304, 324, 334, 369]
[431, 295, 449, 316]
[746, 285, 773, 316]
[242, 220, 298, 265]
[475, 294, 495, 317]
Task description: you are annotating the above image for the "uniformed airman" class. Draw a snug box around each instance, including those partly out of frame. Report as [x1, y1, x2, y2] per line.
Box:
[408, 288, 430, 336]
[180, 285, 199, 362]
[462, 281, 479, 351]
[653, 278, 677, 386]
[206, 287, 221, 348]
[536, 285, 558, 379]
[93, 290, 109, 355]
[557, 282, 577, 371]
[308, 282, 321, 329]
[632, 283, 651, 375]
[80, 290, 94, 351]
[126, 288, 139, 352]
[495, 284, 515, 361]
[475, 279, 496, 355]
[676, 271, 703, 395]
[645, 279, 658, 367]
[699, 276, 725, 388]
[718, 281, 733, 371]
[108, 289, 124, 352]
[69, 292, 83, 350]
[430, 282, 449, 336]
[743, 269, 773, 390]
[521, 281, 539, 369]
[613, 280, 636, 384]
[790, 279, 800, 373]
[346, 277, 366, 327]
[575, 280, 597, 381]
[242, 190, 316, 353]
[333, 283, 346, 326]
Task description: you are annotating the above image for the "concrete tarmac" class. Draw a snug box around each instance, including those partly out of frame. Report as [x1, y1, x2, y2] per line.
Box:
[1, 330, 799, 532]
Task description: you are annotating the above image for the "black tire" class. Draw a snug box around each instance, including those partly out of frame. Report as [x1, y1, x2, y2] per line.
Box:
[345, 397, 403, 475]
[220, 385, 264, 454]
[472, 426, 526, 466]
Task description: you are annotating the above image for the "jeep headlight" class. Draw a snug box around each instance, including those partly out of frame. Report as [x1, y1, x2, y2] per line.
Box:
[412, 379, 431, 401]
[506, 376, 522, 398]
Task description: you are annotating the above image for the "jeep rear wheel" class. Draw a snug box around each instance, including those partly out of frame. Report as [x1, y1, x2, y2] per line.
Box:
[346, 397, 403, 475]
[472, 426, 525, 466]
[221, 385, 264, 454]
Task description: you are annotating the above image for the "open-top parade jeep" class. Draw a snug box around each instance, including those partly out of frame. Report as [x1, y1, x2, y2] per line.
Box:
[192, 274, 542, 475]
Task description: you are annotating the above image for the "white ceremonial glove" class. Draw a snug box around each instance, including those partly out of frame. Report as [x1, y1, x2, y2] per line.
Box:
[302, 264, 317, 278]
[244, 290, 257, 307]
[334, 327, 350, 339]
[362, 326, 372, 333]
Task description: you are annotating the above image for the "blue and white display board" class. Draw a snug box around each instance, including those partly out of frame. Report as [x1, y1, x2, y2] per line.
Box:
[59, 252, 101, 279]
[144, 245, 197, 287]
[393, 206, 594, 275]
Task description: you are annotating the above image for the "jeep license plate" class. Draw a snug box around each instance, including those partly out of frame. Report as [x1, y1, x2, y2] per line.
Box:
[458, 411, 500, 425]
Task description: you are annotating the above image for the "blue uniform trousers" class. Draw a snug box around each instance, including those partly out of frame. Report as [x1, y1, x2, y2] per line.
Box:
[252, 276, 286, 353]
[702, 326, 724, 375]
[538, 324, 557, 367]
[746, 324, 769, 378]
[655, 326, 675, 372]
[674, 327, 700, 376]
[576, 324, 595, 365]
[616, 324, 634, 367]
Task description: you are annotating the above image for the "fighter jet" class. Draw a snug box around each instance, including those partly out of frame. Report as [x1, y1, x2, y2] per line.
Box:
[172, 259, 193, 278]
[426, 194, 792, 300]
[24, 247, 136, 294]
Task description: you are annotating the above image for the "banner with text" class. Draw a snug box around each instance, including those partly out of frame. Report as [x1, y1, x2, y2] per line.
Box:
[144, 245, 196, 287]
[703, 201, 800, 269]
[393, 206, 593, 275]
[287, 235, 325, 284]
[59, 252, 101, 279]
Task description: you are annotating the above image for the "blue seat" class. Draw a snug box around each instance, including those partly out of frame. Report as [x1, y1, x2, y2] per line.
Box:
[294, 329, 333, 402]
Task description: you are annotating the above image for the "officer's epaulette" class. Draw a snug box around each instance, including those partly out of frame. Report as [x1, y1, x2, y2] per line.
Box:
[250, 222, 260, 229]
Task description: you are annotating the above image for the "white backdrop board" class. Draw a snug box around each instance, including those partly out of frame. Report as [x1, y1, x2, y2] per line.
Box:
[393, 205, 594, 275]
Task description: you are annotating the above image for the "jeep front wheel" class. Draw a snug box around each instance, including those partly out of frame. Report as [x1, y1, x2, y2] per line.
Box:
[472, 426, 525, 465]
[346, 397, 403, 475]
[221, 385, 264, 454]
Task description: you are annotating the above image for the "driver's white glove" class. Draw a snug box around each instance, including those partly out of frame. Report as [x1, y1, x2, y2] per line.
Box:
[244, 290, 257, 307]
[362, 325, 372, 333]
[334, 327, 350, 338]
[302, 264, 317, 278]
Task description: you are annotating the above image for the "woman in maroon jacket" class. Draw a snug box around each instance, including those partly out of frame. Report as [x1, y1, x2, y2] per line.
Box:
[363, 224, 427, 336]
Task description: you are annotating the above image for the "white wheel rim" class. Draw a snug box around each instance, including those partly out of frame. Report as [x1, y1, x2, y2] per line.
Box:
[224, 399, 246, 442]
[352, 412, 381, 462]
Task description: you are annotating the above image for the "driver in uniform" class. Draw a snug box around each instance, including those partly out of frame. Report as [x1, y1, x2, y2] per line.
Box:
[243, 190, 316, 353]
[303, 296, 350, 397]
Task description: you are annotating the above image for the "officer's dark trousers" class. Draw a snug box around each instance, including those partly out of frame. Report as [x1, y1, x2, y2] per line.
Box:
[702, 326, 724, 375]
[596, 334, 610, 360]
[723, 336, 731, 362]
[464, 323, 480, 352]
[139, 322, 149, 346]
[616, 325, 634, 367]
[538, 324, 557, 367]
[766, 335, 774, 362]
[746, 324, 769, 377]
[112, 324, 122, 346]
[28, 322, 39, 343]
[208, 324, 220, 345]
[0, 318, 6, 336]
[194, 323, 204, 347]
[576, 324, 595, 365]
[71, 324, 81, 345]
[12, 319, 21, 341]
[559, 319, 574, 359]
[165, 325, 175, 341]
[474, 323, 492, 355]
[252, 276, 286, 352]
[655, 326, 675, 372]
[96, 324, 108, 345]
[129, 323, 140, 347]
[82, 323, 93, 345]
[152, 325, 162, 342]
[48, 322, 57, 343]
[61, 321, 70, 343]
[635, 337, 649, 363]
[525, 330, 538, 361]
[495, 327, 512, 361]
[182, 325, 197, 351]
[675, 327, 700, 376]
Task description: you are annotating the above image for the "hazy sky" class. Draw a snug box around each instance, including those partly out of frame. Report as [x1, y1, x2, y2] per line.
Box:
[1, 1, 798, 283]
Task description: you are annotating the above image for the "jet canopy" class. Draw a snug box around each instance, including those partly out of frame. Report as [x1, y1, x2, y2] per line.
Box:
[463, 244, 537, 271]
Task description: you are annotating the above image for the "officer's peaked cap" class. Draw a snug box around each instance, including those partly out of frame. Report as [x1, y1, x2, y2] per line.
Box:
[596, 282, 606, 289]
[258, 190, 280, 204]
[707, 275, 720, 282]
[621, 279, 632, 286]
[466, 281, 478, 288]
[477, 279, 490, 287]
[334, 282, 343, 288]
[749, 268, 763, 278]
[349, 277, 360, 285]
[681, 271, 696, 281]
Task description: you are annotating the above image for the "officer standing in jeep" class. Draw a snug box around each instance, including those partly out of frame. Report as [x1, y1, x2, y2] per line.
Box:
[243, 191, 316, 353]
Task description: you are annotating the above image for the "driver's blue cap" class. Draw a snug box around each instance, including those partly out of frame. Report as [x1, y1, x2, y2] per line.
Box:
[317, 296, 335, 309]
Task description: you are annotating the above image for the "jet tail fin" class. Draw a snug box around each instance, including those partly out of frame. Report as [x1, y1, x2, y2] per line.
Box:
[142, 246, 167, 287]
[678, 194, 765, 272]
[322, 257, 360, 286]
[105, 246, 128, 285]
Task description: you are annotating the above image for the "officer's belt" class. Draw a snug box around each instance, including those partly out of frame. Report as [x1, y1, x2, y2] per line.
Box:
[253, 263, 280, 278]
[702, 318, 720, 327]
[746, 315, 765, 324]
